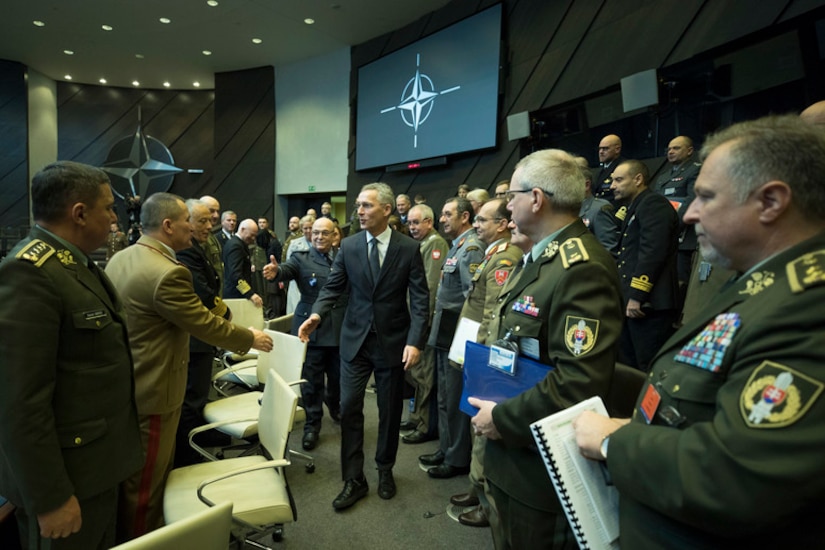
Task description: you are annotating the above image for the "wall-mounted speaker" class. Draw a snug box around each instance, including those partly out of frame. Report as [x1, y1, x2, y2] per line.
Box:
[507, 111, 531, 141]
[620, 69, 659, 113]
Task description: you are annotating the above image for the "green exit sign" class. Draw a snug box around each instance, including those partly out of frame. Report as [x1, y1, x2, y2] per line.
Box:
[308, 185, 316, 192]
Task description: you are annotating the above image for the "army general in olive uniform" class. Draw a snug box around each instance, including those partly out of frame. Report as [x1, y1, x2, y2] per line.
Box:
[575, 115, 825, 549]
[469, 149, 623, 549]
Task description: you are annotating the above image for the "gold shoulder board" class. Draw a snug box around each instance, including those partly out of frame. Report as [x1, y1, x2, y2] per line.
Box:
[560, 238, 590, 269]
[15, 239, 55, 267]
[787, 250, 825, 294]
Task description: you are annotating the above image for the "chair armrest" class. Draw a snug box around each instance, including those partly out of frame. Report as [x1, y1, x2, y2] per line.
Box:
[212, 359, 258, 383]
[196, 458, 291, 505]
[188, 417, 258, 462]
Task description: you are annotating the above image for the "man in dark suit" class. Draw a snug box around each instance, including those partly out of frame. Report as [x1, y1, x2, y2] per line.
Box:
[297, 182, 429, 511]
[223, 218, 263, 307]
[611, 159, 680, 371]
[468, 149, 623, 549]
[0, 161, 144, 549]
[268, 217, 347, 450]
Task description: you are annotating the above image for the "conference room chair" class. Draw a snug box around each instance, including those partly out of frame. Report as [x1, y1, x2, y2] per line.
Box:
[164, 369, 298, 549]
[112, 500, 233, 550]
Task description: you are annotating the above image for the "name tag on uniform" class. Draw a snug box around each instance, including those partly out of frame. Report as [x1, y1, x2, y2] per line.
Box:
[488, 345, 517, 375]
[639, 383, 661, 424]
[664, 188, 675, 196]
[520, 337, 540, 360]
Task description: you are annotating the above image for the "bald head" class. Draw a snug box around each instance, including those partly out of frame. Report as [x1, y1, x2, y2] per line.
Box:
[800, 101, 825, 126]
[598, 134, 622, 164]
[237, 218, 258, 244]
[200, 195, 220, 225]
[666, 136, 694, 165]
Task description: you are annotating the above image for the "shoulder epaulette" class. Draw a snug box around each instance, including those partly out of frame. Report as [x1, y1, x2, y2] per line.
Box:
[787, 250, 825, 293]
[615, 206, 627, 221]
[15, 239, 55, 267]
[560, 238, 590, 269]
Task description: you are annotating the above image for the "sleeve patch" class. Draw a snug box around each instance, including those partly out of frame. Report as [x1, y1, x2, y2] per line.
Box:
[630, 275, 653, 292]
[236, 279, 252, 295]
[564, 316, 600, 356]
[740, 360, 823, 428]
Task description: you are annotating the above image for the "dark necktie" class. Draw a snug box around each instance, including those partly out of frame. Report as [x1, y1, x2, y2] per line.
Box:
[369, 237, 380, 282]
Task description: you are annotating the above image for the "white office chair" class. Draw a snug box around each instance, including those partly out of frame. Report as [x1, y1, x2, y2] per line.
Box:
[195, 329, 313, 471]
[112, 501, 232, 550]
[164, 369, 298, 549]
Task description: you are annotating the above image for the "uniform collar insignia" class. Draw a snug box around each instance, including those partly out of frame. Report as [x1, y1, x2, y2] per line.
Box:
[542, 241, 559, 260]
[739, 271, 775, 296]
[57, 249, 77, 266]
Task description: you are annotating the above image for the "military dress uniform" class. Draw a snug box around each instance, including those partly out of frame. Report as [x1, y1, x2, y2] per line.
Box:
[407, 228, 449, 437]
[203, 229, 224, 297]
[616, 188, 680, 371]
[484, 219, 623, 549]
[592, 156, 625, 204]
[222, 234, 255, 300]
[0, 228, 144, 549]
[579, 195, 620, 256]
[607, 231, 825, 549]
[428, 228, 484, 471]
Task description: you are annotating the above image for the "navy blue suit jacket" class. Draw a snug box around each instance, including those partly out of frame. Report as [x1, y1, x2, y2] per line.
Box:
[312, 229, 429, 364]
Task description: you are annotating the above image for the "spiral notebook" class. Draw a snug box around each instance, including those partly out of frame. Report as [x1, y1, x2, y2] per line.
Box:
[530, 396, 620, 550]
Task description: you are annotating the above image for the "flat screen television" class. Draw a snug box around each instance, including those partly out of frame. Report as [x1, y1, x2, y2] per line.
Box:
[355, 4, 502, 171]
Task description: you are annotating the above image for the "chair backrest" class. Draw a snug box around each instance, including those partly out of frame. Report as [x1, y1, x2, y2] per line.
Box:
[223, 298, 265, 330]
[255, 329, 308, 388]
[605, 362, 647, 417]
[267, 313, 293, 333]
[259, 369, 298, 459]
[112, 501, 232, 550]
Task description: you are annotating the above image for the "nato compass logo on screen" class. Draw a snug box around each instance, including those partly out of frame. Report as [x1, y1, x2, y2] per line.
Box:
[380, 54, 461, 148]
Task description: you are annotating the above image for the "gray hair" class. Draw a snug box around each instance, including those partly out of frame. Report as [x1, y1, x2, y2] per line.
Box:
[410, 203, 434, 221]
[361, 182, 395, 209]
[514, 149, 585, 213]
[700, 115, 825, 219]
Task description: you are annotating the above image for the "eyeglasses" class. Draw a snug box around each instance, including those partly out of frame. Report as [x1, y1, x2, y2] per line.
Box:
[505, 188, 554, 202]
[474, 215, 503, 224]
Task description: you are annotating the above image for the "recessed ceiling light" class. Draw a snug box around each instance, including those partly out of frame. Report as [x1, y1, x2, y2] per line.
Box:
[63, 49, 74, 55]
[193, 81, 201, 87]
[207, 0, 219, 6]
[132, 80, 140, 87]
[252, 38, 262, 44]
[159, 17, 171, 24]
[163, 81, 171, 88]
[202, 50, 212, 56]
[102, 24, 113, 31]
[64, 75, 72, 80]
[135, 53, 145, 59]
[304, 18, 315, 25]
[99, 78, 107, 84]
[33, 20, 45, 27]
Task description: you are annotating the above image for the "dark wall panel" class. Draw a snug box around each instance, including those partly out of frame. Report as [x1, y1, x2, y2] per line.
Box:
[0, 60, 29, 235]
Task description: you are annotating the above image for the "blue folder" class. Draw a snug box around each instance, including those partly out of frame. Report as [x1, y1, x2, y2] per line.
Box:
[460, 341, 553, 416]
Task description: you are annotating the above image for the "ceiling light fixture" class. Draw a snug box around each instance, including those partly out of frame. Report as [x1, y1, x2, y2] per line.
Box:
[132, 80, 140, 87]
[33, 21, 45, 27]
[163, 81, 171, 88]
[193, 82, 201, 87]
[63, 50, 74, 55]
[102, 24, 113, 31]
[252, 38, 263, 44]
[304, 18, 315, 25]
[207, 0, 219, 6]
[202, 50, 212, 56]
[159, 17, 171, 24]
[64, 75, 72, 80]
[99, 78, 107, 84]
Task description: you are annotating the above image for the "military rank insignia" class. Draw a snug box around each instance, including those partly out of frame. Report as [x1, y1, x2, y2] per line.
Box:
[564, 316, 599, 356]
[57, 249, 76, 266]
[560, 238, 589, 269]
[615, 206, 627, 221]
[236, 279, 252, 294]
[787, 250, 825, 293]
[674, 312, 740, 372]
[15, 239, 55, 267]
[740, 360, 823, 428]
[542, 241, 559, 260]
[738, 271, 774, 296]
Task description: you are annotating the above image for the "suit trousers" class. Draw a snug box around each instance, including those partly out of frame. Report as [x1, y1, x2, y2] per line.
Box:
[15, 487, 118, 550]
[488, 481, 577, 550]
[435, 350, 471, 468]
[407, 344, 438, 437]
[619, 309, 677, 372]
[118, 408, 181, 541]
[302, 345, 341, 433]
[339, 332, 405, 480]
[175, 351, 214, 467]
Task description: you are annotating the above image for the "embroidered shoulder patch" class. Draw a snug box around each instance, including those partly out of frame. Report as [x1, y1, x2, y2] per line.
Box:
[740, 361, 823, 428]
[564, 315, 599, 356]
[560, 238, 589, 269]
[15, 239, 55, 267]
[787, 251, 825, 294]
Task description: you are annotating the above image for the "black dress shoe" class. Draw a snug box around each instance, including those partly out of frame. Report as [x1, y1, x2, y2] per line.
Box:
[329, 410, 341, 423]
[377, 470, 396, 500]
[427, 463, 470, 479]
[332, 477, 369, 510]
[450, 492, 480, 507]
[402, 430, 436, 444]
[418, 450, 444, 466]
[302, 431, 318, 450]
[399, 420, 417, 431]
[459, 505, 489, 527]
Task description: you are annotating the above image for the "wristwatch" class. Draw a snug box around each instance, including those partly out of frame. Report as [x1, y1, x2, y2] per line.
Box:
[599, 435, 610, 460]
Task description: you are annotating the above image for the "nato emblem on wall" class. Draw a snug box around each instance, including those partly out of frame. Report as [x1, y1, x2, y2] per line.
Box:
[101, 123, 182, 201]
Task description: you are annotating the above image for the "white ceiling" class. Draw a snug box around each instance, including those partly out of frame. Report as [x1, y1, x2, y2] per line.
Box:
[0, 0, 452, 90]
